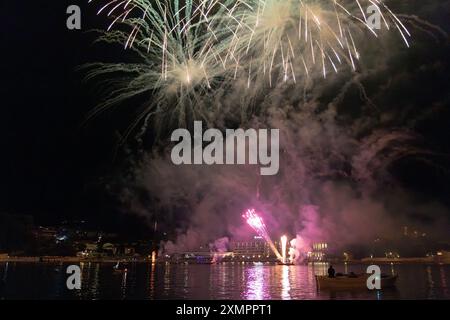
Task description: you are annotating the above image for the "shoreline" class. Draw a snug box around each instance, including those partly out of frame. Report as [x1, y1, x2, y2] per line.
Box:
[0, 256, 150, 264]
[1, 256, 448, 265]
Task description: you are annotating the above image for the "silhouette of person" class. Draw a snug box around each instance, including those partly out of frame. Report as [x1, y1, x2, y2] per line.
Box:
[328, 265, 336, 278]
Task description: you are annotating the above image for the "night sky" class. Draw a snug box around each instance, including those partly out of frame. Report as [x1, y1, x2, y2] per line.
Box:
[2, 1, 450, 237]
[1, 2, 134, 228]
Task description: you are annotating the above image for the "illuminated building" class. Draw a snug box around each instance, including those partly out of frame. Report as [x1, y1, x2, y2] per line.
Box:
[230, 237, 278, 261]
[307, 242, 328, 262]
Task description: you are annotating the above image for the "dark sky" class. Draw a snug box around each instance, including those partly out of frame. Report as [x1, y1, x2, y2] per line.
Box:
[1, 1, 450, 230]
[1, 2, 124, 225]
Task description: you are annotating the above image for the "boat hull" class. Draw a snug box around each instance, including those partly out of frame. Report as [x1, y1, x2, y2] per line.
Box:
[315, 274, 397, 290]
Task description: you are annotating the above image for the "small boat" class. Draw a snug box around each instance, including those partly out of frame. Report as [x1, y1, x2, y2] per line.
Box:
[315, 273, 397, 290]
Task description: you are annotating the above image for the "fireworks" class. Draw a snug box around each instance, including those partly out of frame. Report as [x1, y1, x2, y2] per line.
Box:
[288, 238, 297, 264]
[229, 0, 411, 84]
[242, 208, 282, 261]
[86, 0, 411, 138]
[85, 0, 237, 134]
[280, 235, 288, 264]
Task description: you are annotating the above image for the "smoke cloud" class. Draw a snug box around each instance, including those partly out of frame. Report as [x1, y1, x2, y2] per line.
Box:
[115, 1, 450, 258]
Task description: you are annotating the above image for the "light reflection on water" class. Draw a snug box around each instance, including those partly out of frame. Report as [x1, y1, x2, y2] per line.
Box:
[281, 266, 290, 300]
[0, 262, 449, 300]
[245, 265, 266, 300]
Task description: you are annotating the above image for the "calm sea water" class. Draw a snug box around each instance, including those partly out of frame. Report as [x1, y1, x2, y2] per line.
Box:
[0, 262, 449, 300]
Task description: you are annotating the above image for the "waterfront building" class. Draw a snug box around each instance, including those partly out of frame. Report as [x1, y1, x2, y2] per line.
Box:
[307, 242, 328, 262]
[230, 237, 279, 261]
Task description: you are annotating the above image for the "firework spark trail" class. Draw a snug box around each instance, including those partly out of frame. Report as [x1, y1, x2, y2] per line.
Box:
[280, 235, 287, 264]
[89, 0, 411, 86]
[228, 0, 412, 86]
[86, 0, 412, 138]
[85, 0, 240, 135]
[242, 208, 283, 260]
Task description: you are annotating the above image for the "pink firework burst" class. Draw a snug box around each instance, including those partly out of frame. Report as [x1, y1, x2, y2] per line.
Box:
[242, 208, 282, 261]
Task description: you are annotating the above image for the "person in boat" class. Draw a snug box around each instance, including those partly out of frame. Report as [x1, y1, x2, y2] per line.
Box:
[328, 265, 336, 278]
